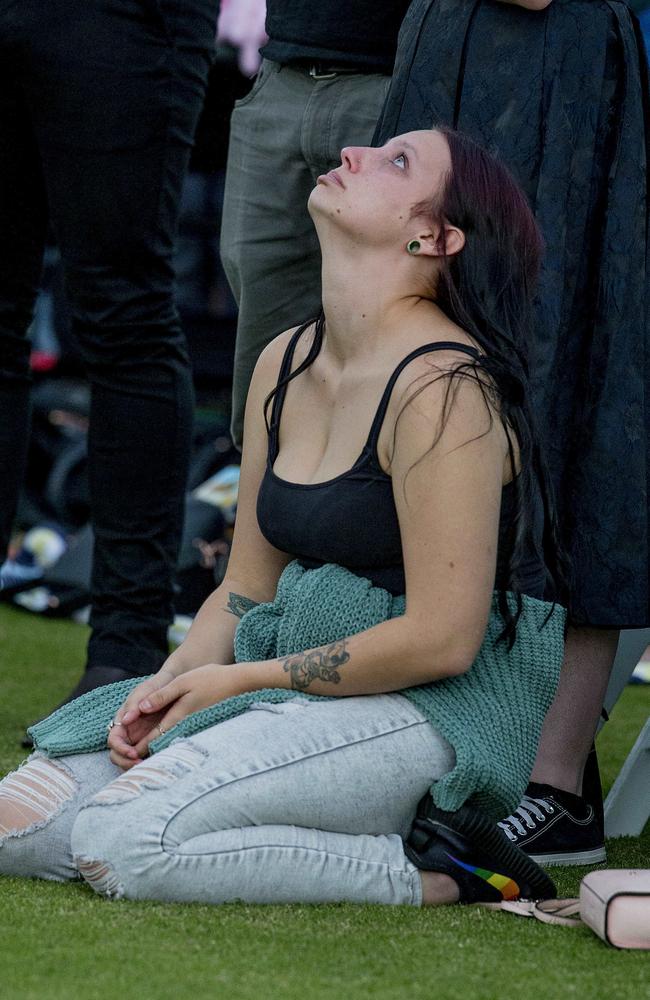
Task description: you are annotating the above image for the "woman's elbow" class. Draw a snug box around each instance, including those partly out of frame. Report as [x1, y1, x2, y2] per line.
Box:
[440, 645, 478, 678]
[415, 636, 480, 680]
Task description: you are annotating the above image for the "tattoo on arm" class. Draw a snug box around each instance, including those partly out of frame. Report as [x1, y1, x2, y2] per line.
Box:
[224, 592, 260, 619]
[280, 639, 350, 691]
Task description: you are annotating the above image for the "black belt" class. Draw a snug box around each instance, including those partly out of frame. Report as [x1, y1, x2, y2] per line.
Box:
[294, 62, 368, 79]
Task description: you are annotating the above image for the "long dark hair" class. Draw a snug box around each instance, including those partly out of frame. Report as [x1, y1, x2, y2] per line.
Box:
[417, 127, 568, 639]
[265, 128, 569, 643]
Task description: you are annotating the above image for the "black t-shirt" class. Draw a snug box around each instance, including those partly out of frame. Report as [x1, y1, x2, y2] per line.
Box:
[261, 0, 411, 73]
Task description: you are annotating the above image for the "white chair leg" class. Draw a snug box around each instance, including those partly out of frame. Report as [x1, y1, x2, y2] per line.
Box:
[598, 630, 650, 839]
[602, 629, 650, 719]
[604, 718, 650, 838]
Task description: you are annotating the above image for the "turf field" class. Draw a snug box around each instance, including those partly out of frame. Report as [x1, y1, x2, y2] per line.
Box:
[1, 604, 648, 1000]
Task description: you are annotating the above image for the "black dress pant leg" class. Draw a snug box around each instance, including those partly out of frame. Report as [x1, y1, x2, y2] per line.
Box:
[0, 48, 48, 562]
[11, 0, 218, 675]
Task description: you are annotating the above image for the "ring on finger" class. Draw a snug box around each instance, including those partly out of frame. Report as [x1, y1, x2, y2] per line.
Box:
[107, 718, 118, 732]
[157, 724, 166, 737]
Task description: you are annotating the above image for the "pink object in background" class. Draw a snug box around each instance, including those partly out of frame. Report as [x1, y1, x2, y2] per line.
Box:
[218, 0, 268, 75]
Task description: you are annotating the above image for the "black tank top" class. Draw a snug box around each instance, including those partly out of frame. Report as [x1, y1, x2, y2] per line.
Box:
[257, 328, 547, 598]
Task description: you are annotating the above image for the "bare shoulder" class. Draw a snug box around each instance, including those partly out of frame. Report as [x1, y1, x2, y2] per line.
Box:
[386, 347, 505, 471]
[394, 345, 494, 416]
[252, 323, 314, 392]
[254, 326, 300, 381]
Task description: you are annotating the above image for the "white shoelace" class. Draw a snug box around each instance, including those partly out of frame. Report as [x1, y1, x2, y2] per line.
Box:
[498, 795, 555, 841]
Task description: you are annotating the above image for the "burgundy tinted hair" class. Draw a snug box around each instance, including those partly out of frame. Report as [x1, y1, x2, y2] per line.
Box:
[429, 126, 544, 371]
[396, 127, 544, 436]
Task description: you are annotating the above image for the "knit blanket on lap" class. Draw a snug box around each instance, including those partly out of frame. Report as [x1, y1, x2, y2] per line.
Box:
[29, 560, 566, 818]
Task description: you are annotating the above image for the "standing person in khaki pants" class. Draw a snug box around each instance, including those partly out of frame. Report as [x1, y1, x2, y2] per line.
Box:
[220, 1, 410, 450]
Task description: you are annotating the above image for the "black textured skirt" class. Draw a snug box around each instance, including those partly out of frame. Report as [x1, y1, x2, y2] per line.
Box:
[375, 0, 650, 628]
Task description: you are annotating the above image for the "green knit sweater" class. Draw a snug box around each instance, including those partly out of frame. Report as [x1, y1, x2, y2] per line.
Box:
[28, 560, 566, 818]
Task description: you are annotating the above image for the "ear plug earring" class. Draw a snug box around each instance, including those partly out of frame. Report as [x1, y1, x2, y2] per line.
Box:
[406, 239, 421, 254]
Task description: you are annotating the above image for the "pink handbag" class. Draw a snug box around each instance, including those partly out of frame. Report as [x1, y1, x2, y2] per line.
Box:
[580, 869, 650, 949]
[492, 870, 650, 949]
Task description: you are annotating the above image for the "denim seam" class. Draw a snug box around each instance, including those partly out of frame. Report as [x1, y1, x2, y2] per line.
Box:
[169, 840, 418, 904]
[405, 858, 423, 906]
[160, 716, 431, 847]
[172, 840, 409, 875]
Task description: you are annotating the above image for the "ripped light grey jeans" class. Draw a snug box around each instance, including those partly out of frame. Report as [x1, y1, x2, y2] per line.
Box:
[0, 694, 454, 905]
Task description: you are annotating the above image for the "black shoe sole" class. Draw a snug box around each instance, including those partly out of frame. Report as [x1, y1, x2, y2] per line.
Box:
[406, 802, 557, 901]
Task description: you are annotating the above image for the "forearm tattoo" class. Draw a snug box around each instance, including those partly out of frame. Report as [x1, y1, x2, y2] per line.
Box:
[224, 592, 259, 619]
[280, 639, 350, 690]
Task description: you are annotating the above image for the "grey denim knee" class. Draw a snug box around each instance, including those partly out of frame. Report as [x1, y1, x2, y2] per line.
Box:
[70, 739, 209, 899]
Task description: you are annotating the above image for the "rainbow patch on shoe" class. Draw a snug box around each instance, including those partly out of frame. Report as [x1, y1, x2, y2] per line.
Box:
[446, 853, 520, 900]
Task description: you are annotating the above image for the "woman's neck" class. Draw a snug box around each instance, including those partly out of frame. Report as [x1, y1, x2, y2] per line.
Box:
[319, 246, 434, 365]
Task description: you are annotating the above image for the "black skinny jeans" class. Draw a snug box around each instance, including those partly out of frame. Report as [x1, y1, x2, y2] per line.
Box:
[0, 1, 218, 675]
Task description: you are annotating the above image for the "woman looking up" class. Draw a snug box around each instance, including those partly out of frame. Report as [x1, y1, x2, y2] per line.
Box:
[0, 129, 564, 908]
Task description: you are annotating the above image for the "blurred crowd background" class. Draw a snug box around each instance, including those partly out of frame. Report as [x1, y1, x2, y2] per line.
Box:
[4, 0, 650, 646]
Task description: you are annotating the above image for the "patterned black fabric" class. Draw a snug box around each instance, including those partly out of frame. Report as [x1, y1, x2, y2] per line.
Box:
[375, 0, 650, 627]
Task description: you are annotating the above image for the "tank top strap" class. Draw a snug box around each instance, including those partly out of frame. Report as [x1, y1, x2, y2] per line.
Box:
[268, 325, 310, 461]
[364, 340, 482, 453]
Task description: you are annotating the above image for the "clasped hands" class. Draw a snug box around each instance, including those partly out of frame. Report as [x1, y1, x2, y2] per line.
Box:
[107, 663, 244, 770]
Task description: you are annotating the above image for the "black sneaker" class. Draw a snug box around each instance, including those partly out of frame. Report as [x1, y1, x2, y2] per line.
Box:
[404, 796, 556, 904]
[498, 782, 606, 867]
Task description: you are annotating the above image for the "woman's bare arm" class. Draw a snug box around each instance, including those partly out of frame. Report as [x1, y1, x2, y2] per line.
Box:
[231, 357, 507, 695]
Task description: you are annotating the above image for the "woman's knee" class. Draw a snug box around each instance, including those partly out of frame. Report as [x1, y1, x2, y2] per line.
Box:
[71, 741, 208, 899]
[71, 794, 176, 902]
[71, 798, 137, 900]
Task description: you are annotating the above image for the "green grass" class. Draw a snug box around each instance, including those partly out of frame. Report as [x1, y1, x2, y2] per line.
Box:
[1, 604, 649, 1000]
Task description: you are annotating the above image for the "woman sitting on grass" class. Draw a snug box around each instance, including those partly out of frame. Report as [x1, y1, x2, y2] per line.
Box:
[0, 128, 566, 907]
